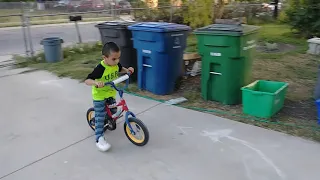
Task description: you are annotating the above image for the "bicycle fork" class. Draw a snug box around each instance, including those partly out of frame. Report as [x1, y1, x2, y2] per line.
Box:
[125, 111, 136, 135]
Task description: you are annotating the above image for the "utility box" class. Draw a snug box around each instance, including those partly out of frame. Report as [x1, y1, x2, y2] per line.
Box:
[307, 38, 320, 55]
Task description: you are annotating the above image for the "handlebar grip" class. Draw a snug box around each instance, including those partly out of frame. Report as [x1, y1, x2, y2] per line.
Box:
[95, 72, 132, 88]
[112, 74, 129, 85]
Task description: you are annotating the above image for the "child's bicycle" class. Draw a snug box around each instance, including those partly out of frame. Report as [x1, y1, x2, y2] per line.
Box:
[86, 73, 149, 146]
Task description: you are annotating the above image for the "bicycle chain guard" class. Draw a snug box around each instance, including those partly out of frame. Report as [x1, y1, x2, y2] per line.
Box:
[105, 117, 117, 131]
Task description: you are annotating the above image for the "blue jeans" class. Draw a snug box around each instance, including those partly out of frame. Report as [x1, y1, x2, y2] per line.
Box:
[93, 98, 117, 142]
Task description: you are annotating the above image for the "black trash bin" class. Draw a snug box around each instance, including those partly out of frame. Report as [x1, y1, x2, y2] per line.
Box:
[95, 21, 138, 81]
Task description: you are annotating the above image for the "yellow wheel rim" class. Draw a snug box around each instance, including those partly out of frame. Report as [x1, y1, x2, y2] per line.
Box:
[87, 111, 95, 129]
[125, 122, 145, 144]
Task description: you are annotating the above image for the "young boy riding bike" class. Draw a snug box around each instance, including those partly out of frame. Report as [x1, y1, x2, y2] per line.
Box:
[85, 42, 134, 152]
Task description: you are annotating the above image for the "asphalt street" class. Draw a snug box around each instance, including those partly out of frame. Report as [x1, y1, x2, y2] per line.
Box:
[0, 22, 101, 56]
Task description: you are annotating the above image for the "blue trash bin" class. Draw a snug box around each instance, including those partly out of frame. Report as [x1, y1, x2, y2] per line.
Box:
[128, 22, 191, 95]
[40, 37, 64, 63]
[315, 99, 320, 125]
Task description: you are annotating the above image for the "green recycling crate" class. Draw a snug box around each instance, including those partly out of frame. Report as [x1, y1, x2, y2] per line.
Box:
[194, 23, 260, 105]
[241, 80, 288, 118]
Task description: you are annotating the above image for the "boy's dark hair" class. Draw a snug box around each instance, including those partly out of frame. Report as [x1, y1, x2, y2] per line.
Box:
[102, 42, 120, 57]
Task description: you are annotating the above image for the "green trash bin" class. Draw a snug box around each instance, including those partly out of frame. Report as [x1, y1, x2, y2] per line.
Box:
[194, 23, 260, 105]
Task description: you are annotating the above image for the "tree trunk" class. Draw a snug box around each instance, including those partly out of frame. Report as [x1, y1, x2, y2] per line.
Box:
[215, 0, 225, 19]
[273, 0, 279, 19]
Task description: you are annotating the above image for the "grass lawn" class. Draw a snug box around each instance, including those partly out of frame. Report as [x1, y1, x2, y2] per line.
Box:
[14, 24, 320, 142]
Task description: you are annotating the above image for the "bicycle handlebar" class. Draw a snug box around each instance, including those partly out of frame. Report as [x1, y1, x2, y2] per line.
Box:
[104, 74, 129, 91]
[95, 71, 132, 92]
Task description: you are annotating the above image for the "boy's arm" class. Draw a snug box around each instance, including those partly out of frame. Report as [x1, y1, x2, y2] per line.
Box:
[118, 63, 134, 74]
[85, 64, 105, 86]
[120, 67, 129, 73]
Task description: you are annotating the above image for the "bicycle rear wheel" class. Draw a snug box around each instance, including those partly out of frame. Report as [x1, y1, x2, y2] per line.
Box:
[86, 108, 95, 131]
[86, 108, 109, 132]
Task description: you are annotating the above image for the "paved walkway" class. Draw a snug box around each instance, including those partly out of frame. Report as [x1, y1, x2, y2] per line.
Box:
[1, 63, 320, 180]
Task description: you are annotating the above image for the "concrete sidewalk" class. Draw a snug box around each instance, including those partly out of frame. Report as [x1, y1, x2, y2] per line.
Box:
[0, 69, 320, 180]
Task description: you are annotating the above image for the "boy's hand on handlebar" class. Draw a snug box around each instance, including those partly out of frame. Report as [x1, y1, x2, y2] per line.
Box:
[95, 81, 104, 88]
[127, 67, 134, 74]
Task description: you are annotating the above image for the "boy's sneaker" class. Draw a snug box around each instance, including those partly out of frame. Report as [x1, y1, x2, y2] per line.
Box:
[96, 136, 111, 152]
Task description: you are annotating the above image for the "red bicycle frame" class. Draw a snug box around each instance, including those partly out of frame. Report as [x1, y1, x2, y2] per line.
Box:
[105, 97, 129, 121]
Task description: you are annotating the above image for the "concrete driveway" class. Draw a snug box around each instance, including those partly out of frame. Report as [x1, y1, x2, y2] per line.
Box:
[1, 66, 320, 180]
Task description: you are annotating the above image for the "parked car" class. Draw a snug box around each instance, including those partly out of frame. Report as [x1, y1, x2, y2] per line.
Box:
[115, 0, 132, 14]
[53, 0, 71, 9]
[54, 0, 105, 11]
[262, 2, 282, 11]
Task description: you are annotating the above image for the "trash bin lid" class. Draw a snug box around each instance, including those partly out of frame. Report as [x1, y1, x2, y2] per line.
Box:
[307, 37, 320, 44]
[194, 24, 260, 36]
[95, 20, 136, 29]
[128, 22, 191, 33]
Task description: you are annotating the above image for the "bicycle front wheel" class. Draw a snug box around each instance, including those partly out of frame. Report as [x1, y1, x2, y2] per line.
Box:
[124, 117, 149, 146]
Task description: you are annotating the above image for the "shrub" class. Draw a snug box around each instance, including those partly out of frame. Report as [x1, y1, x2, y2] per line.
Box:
[133, 1, 276, 27]
[286, 0, 320, 38]
[133, 3, 186, 25]
[278, 9, 289, 23]
[182, 0, 213, 29]
[220, 2, 274, 24]
[130, 0, 149, 8]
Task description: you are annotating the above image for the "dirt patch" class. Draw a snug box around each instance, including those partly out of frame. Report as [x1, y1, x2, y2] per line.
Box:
[176, 76, 317, 123]
[256, 42, 297, 53]
[253, 53, 318, 100]
[281, 99, 317, 121]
